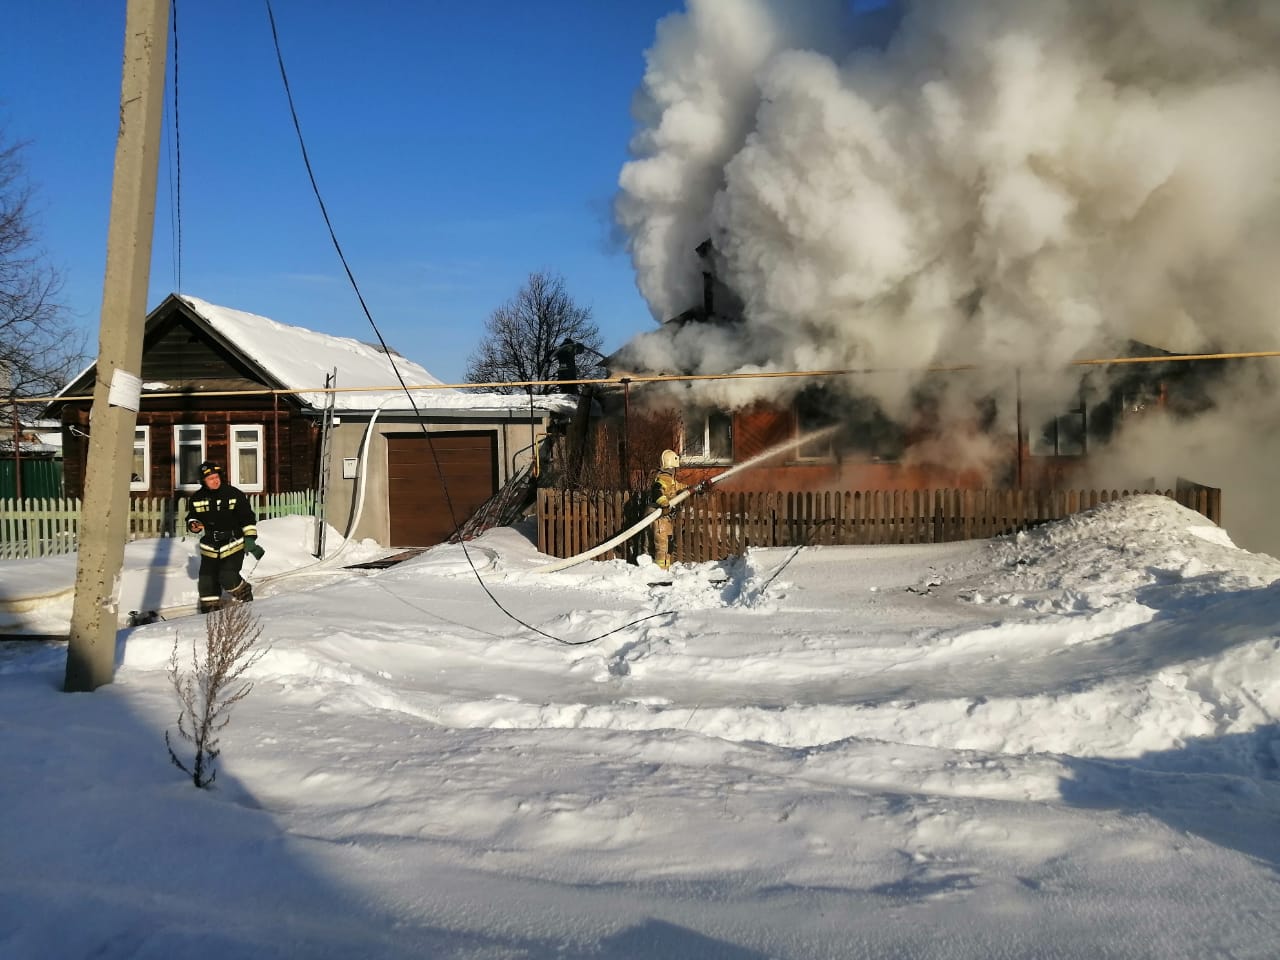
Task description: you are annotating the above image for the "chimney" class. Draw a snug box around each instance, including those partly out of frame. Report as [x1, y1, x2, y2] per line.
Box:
[696, 239, 714, 318]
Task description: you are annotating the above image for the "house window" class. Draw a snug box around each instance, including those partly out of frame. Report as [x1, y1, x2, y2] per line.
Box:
[793, 390, 904, 462]
[682, 409, 732, 463]
[846, 401, 904, 462]
[1030, 408, 1086, 457]
[130, 426, 150, 491]
[794, 392, 837, 461]
[231, 425, 265, 492]
[174, 424, 206, 489]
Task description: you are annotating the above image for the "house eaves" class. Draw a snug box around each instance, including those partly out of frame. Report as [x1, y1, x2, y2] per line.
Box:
[176, 295, 450, 411]
[44, 293, 454, 415]
[329, 393, 584, 421]
[44, 293, 585, 421]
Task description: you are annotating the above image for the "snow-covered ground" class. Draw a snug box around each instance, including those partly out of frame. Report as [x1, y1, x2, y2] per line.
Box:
[2, 496, 1279, 958]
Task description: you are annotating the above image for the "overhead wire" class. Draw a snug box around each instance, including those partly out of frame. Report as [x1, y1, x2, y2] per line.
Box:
[21, 348, 1280, 406]
[261, 0, 667, 647]
[162, 94, 176, 287]
[169, 0, 183, 293]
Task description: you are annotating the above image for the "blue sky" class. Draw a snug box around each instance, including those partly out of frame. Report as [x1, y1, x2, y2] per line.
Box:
[2, 1, 688, 386]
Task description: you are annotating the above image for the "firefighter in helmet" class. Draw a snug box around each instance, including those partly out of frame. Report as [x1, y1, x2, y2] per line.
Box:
[649, 449, 689, 570]
[185, 460, 264, 613]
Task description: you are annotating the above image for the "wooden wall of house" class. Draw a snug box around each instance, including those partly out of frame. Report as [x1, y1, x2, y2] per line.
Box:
[681, 405, 1012, 493]
[703, 459, 1002, 493]
[57, 400, 318, 497]
[142, 316, 265, 390]
[618, 397, 1169, 495]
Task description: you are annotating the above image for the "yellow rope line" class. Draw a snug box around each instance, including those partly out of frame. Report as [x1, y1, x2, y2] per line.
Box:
[11, 349, 1280, 404]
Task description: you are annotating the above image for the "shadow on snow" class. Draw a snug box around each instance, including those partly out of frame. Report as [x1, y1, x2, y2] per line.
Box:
[0, 635, 778, 960]
[1059, 723, 1280, 874]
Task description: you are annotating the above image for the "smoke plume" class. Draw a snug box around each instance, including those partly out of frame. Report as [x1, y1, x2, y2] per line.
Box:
[615, 0, 1280, 554]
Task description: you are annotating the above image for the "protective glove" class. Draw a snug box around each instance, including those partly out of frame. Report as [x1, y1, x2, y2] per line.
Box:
[244, 535, 266, 560]
[186, 519, 204, 534]
[693, 481, 710, 495]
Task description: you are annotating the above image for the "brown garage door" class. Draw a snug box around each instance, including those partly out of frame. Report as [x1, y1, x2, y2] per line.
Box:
[387, 432, 497, 546]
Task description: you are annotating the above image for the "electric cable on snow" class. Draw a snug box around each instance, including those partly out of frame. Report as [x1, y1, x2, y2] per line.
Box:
[753, 517, 836, 597]
[264, 2, 671, 647]
[264, 5, 849, 646]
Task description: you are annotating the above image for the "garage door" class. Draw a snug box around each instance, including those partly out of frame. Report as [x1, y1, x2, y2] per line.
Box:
[386, 432, 497, 546]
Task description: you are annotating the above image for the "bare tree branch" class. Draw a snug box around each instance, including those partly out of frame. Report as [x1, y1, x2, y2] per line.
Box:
[464, 270, 605, 394]
[0, 129, 85, 401]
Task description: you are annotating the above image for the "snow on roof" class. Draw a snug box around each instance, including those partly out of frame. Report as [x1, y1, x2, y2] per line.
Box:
[181, 295, 440, 408]
[179, 296, 577, 416]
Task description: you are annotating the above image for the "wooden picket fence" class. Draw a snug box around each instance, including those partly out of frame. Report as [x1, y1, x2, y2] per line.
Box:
[0, 490, 315, 560]
[536, 482, 1223, 564]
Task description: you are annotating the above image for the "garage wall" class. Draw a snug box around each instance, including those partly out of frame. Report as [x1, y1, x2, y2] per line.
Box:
[322, 416, 551, 547]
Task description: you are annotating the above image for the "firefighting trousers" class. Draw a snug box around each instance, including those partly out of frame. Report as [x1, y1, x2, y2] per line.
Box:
[654, 516, 674, 570]
[197, 551, 253, 611]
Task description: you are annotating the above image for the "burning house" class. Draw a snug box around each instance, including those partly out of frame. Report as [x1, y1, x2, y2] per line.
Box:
[578, 0, 1280, 553]
[599, 240, 1222, 499]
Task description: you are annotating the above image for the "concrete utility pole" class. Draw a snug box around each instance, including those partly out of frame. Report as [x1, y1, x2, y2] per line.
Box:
[65, 0, 169, 692]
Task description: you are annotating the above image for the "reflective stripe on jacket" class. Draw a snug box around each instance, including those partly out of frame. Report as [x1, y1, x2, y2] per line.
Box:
[198, 537, 247, 559]
[649, 469, 687, 511]
[186, 484, 258, 557]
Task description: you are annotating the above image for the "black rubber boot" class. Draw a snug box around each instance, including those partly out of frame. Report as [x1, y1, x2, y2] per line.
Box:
[229, 581, 254, 603]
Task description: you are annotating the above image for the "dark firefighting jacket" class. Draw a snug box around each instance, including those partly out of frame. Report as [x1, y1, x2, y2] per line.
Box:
[185, 483, 258, 559]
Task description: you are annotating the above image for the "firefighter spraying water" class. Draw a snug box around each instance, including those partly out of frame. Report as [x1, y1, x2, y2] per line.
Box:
[533, 425, 838, 574]
[648, 448, 709, 571]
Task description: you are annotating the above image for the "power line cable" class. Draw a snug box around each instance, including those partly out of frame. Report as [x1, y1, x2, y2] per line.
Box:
[162, 100, 177, 288]
[262, 0, 664, 646]
[170, 0, 183, 292]
[21, 348, 1280, 406]
[22, 350, 1280, 409]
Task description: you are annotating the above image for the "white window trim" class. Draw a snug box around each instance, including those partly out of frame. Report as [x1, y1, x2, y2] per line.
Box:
[174, 423, 207, 491]
[681, 410, 733, 464]
[793, 414, 836, 462]
[130, 426, 150, 492]
[792, 439, 836, 462]
[230, 424, 265, 492]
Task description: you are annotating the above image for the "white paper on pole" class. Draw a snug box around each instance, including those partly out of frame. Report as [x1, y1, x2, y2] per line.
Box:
[107, 369, 142, 411]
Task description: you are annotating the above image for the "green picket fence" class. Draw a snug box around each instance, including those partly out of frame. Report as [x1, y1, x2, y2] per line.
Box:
[0, 489, 315, 560]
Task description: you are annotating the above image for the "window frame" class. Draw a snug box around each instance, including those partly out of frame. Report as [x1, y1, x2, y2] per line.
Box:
[1030, 413, 1087, 457]
[173, 423, 207, 491]
[1029, 395, 1088, 458]
[681, 408, 733, 464]
[229, 424, 265, 492]
[792, 399, 837, 463]
[130, 425, 150, 492]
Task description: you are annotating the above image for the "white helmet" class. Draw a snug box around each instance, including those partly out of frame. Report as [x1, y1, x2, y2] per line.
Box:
[660, 449, 680, 470]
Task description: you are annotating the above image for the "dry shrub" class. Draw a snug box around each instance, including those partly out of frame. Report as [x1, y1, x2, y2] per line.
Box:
[165, 600, 268, 789]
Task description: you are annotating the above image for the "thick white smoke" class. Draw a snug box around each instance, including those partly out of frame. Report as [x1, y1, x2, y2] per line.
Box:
[616, 0, 1280, 553]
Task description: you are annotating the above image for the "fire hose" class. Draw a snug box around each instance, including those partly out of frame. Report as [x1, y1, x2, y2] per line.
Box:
[531, 425, 841, 574]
